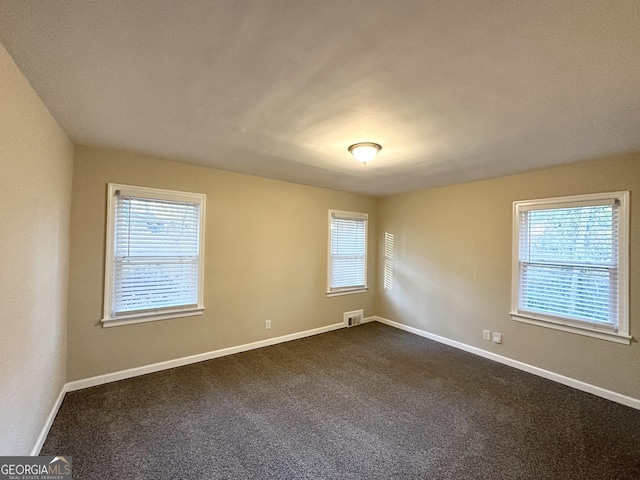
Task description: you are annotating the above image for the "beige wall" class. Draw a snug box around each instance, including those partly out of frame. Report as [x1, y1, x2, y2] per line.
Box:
[376, 154, 640, 398]
[0, 44, 73, 454]
[67, 146, 377, 381]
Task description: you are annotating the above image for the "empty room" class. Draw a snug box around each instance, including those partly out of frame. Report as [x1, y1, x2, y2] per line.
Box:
[1, 1, 639, 479]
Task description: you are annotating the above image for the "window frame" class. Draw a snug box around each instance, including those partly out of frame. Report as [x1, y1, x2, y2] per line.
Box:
[510, 191, 630, 344]
[102, 183, 206, 327]
[327, 209, 368, 297]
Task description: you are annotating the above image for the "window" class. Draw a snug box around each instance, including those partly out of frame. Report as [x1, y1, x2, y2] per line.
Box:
[511, 191, 630, 344]
[103, 184, 206, 327]
[327, 210, 368, 296]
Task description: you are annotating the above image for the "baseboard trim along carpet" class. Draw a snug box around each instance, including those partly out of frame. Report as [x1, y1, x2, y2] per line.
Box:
[34, 314, 637, 455]
[31, 385, 68, 456]
[66, 320, 375, 393]
[374, 316, 640, 411]
[35, 319, 377, 455]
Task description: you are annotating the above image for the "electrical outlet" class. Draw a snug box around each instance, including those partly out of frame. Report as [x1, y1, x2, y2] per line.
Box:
[265, 319, 271, 330]
[483, 329, 491, 341]
[492, 332, 502, 344]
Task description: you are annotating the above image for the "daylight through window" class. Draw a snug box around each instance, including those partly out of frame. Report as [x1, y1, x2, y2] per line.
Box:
[511, 192, 629, 344]
[103, 184, 206, 326]
[328, 210, 368, 295]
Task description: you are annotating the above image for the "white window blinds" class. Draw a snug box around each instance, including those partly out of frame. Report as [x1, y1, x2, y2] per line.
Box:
[104, 184, 205, 324]
[514, 193, 629, 337]
[329, 210, 368, 292]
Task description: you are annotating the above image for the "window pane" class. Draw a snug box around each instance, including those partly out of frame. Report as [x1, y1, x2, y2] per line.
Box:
[521, 264, 614, 323]
[113, 194, 201, 315]
[518, 201, 618, 327]
[329, 214, 366, 290]
[114, 258, 199, 313]
[520, 205, 616, 267]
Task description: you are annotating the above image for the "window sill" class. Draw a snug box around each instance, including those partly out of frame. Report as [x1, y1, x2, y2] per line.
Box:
[102, 307, 204, 328]
[510, 312, 631, 345]
[326, 288, 368, 298]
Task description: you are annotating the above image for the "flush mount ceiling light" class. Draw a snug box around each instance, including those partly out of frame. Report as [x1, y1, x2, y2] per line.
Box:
[348, 142, 381, 164]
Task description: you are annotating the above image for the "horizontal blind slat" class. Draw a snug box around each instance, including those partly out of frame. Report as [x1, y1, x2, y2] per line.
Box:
[518, 202, 618, 326]
[330, 215, 366, 289]
[112, 194, 201, 315]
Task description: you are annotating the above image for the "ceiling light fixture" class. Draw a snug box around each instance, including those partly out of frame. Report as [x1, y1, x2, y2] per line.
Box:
[348, 142, 381, 164]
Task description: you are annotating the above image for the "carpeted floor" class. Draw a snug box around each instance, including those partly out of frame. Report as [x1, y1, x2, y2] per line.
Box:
[42, 322, 640, 479]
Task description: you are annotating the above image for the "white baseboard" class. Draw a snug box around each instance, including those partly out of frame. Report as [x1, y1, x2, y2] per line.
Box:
[31, 384, 67, 456]
[374, 316, 640, 411]
[66, 322, 346, 392]
[35, 321, 350, 453]
[45, 314, 632, 456]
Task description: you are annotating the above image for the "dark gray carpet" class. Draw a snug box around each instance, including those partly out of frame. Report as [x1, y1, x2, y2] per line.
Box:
[42, 323, 640, 479]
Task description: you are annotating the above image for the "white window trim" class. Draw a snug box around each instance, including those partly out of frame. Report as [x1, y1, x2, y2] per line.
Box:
[327, 209, 368, 297]
[510, 191, 630, 345]
[326, 288, 368, 298]
[102, 183, 206, 327]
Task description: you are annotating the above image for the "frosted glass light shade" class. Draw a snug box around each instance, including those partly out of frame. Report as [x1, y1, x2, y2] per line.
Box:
[348, 142, 381, 164]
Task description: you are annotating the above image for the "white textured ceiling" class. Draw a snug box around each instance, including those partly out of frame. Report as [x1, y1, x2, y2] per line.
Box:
[1, 1, 639, 195]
